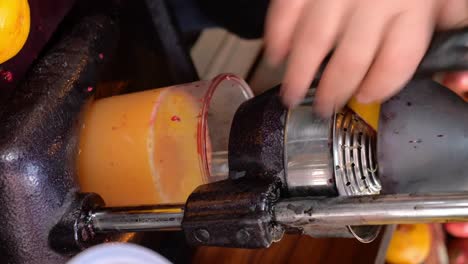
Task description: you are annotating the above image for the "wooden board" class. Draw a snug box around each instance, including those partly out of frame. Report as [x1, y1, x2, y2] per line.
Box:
[193, 234, 382, 264]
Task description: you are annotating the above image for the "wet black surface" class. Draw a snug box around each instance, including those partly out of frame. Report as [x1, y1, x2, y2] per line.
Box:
[228, 86, 288, 185]
[0, 15, 117, 264]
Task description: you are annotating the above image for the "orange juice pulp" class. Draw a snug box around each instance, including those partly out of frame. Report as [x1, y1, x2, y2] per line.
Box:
[77, 87, 208, 207]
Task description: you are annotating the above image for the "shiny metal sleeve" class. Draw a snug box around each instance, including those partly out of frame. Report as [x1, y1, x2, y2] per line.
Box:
[275, 193, 468, 226]
[89, 204, 184, 232]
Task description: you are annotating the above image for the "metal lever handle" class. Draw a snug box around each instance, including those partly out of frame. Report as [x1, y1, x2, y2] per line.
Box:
[86, 193, 468, 234]
[315, 27, 468, 84]
[88, 204, 185, 233]
[275, 193, 468, 227]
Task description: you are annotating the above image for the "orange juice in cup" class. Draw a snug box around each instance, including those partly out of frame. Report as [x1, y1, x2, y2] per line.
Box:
[77, 74, 253, 207]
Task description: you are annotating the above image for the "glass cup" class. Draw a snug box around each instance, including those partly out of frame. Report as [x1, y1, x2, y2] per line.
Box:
[77, 74, 253, 206]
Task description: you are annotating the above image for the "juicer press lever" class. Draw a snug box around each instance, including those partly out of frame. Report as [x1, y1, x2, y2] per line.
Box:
[315, 26, 468, 80]
[415, 26, 468, 76]
[78, 192, 468, 248]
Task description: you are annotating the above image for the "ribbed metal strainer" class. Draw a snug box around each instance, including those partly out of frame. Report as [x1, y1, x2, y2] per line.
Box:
[333, 108, 381, 196]
[285, 90, 382, 242]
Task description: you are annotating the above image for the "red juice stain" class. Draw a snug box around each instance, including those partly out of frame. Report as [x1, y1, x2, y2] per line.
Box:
[171, 115, 181, 122]
[98, 53, 104, 60]
[0, 70, 14, 83]
[197, 121, 202, 155]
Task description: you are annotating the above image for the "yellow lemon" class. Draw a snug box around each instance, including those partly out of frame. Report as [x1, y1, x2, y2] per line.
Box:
[347, 97, 381, 131]
[386, 224, 431, 264]
[0, 0, 30, 64]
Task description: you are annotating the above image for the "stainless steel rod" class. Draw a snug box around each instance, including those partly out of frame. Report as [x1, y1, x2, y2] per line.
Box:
[89, 193, 468, 234]
[89, 204, 184, 233]
[275, 193, 468, 226]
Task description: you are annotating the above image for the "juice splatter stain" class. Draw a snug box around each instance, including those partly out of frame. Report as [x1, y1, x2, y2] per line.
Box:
[171, 115, 181, 122]
[0, 70, 13, 82]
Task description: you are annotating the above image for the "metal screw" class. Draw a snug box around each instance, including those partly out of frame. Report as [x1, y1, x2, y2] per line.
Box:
[193, 229, 210, 243]
[236, 229, 250, 243]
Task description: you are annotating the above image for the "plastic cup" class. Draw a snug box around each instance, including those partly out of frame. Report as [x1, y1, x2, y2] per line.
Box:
[77, 74, 253, 206]
[67, 243, 172, 264]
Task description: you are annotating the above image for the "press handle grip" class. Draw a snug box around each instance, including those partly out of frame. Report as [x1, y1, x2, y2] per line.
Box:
[416, 26, 468, 76]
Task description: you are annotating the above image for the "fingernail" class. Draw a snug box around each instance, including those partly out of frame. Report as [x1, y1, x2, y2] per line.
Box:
[356, 93, 374, 104]
[282, 94, 300, 109]
[313, 101, 334, 118]
[280, 85, 300, 109]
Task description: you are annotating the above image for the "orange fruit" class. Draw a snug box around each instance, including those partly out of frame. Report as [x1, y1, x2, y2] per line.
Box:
[0, 0, 30, 63]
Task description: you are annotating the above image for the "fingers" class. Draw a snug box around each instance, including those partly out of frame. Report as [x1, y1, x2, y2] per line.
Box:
[264, 0, 308, 65]
[437, 0, 468, 29]
[356, 12, 435, 103]
[442, 71, 468, 102]
[314, 5, 391, 116]
[281, 0, 350, 108]
[265, 0, 461, 112]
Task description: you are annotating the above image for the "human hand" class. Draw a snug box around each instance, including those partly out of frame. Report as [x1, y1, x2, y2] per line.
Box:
[264, 0, 468, 116]
[442, 71, 468, 102]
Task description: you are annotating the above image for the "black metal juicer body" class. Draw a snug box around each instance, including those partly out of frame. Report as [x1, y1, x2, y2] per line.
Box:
[0, 0, 200, 262]
[0, 3, 467, 263]
[183, 26, 468, 247]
